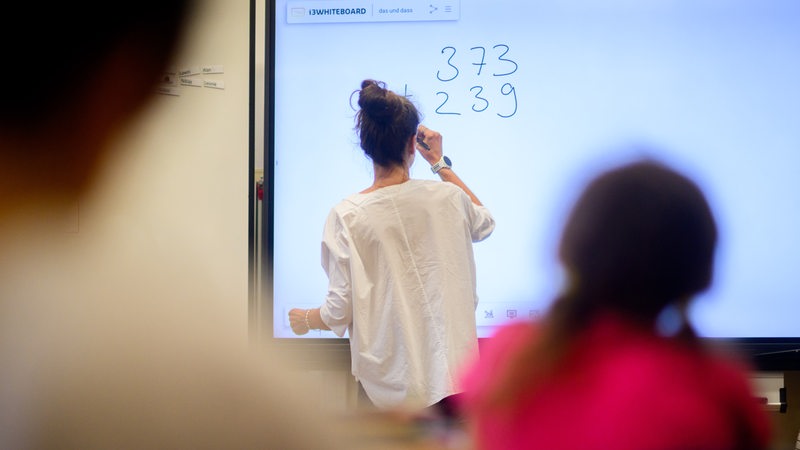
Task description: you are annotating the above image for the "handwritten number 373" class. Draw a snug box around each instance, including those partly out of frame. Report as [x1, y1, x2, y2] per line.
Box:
[436, 45, 518, 82]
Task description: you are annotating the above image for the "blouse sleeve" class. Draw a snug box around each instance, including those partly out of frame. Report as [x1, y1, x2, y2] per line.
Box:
[318, 208, 353, 337]
[466, 200, 495, 243]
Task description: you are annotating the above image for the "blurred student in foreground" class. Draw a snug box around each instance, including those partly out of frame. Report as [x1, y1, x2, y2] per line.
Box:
[0, 3, 353, 449]
[458, 160, 771, 450]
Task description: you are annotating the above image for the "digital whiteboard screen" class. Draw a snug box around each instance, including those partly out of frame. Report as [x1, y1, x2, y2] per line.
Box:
[268, 0, 800, 341]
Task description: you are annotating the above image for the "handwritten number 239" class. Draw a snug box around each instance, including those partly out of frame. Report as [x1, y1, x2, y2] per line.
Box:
[435, 83, 517, 118]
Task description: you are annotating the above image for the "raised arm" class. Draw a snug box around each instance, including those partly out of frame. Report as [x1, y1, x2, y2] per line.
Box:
[415, 124, 484, 206]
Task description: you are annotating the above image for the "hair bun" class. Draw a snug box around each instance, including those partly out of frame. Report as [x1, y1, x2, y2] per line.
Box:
[358, 79, 399, 125]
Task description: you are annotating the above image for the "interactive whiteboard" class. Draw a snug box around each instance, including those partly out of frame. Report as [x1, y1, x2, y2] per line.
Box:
[268, 0, 800, 340]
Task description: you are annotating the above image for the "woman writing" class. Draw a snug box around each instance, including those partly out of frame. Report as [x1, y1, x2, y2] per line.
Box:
[289, 79, 495, 412]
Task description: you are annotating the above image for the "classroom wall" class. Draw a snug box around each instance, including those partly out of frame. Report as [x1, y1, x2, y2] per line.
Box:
[78, 0, 252, 344]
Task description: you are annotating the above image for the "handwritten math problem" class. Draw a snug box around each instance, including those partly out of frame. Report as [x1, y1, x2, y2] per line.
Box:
[425, 44, 519, 118]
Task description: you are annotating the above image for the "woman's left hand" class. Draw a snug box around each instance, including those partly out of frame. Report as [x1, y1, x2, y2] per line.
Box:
[288, 308, 309, 335]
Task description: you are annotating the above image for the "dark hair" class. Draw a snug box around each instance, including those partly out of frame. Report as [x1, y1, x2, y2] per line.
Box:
[558, 159, 717, 320]
[354, 79, 420, 167]
[0, 1, 192, 129]
[484, 158, 718, 407]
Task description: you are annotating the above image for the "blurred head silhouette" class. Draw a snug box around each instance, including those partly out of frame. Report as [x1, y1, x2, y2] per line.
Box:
[558, 159, 717, 324]
[0, 3, 362, 449]
[0, 2, 192, 217]
[481, 158, 720, 409]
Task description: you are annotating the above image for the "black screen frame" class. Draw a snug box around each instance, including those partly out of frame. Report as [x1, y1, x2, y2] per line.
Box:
[258, 0, 352, 362]
[256, 0, 800, 371]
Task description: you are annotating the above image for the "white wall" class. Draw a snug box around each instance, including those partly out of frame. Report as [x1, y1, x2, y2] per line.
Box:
[78, 0, 252, 343]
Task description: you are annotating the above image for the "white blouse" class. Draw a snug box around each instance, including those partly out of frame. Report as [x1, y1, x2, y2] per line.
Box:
[319, 179, 495, 409]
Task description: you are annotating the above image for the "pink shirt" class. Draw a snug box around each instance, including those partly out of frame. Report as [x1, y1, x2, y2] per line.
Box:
[458, 315, 771, 450]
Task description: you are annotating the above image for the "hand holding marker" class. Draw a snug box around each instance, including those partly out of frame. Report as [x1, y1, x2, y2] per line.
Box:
[416, 133, 430, 151]
[416, 125, 452, 174]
